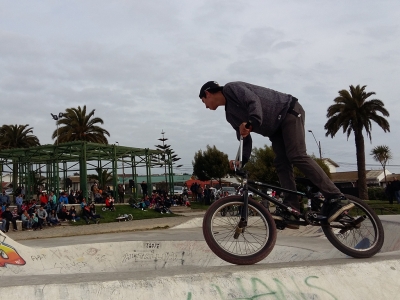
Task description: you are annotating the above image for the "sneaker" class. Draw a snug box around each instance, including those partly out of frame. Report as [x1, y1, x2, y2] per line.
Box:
[273, 207, 300, 230]
[323, 196, 355, 223]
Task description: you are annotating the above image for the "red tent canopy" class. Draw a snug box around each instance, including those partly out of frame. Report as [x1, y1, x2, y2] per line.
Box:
[185, 179, 219, 189]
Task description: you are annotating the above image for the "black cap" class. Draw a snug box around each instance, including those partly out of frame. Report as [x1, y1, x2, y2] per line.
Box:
[199, 81, 224, 98]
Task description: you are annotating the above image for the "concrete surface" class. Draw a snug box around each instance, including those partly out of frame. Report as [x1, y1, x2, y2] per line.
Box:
[0, 211, 399, 299]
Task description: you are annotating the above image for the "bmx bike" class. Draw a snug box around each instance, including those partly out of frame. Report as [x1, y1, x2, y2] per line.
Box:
[202, 137, 384, 265]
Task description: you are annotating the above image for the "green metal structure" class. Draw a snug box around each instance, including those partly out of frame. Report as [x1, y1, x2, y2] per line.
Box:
[0, 141, 168, 200]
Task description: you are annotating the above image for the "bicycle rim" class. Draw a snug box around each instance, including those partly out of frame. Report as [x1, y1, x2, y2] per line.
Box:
[322, 194, 384, 258]
[203, 197, 276, 264]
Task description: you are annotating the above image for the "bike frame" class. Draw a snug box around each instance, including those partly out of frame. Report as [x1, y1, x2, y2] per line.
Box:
[234, 137, 310, 228]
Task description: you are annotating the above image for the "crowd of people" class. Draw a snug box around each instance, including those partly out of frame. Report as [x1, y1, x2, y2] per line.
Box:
[132, 191, 191, 214]
[0, 190, 104, 233]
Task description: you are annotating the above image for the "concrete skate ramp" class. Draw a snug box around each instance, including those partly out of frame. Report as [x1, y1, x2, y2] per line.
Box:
[0, 216, 399, 299]
[2, 254, 400, 299]
[0, 217, 400, 277]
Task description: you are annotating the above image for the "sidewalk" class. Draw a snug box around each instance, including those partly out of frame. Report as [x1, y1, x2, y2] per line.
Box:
[7, 207, 206, 241]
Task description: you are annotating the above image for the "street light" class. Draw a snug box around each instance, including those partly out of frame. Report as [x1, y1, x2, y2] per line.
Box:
[308, 130, 322, 159]
[50, 112, 64, 145]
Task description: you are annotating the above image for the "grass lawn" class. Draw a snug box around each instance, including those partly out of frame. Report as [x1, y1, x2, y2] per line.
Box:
[365, 200, 400, 215]
[71, 205, 179, 226]
[190, 202, 210, 210]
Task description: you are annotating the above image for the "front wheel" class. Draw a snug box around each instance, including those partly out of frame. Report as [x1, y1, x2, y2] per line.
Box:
[101, 207, 106, 212]
[322, 194, 384, 258]
[203, 196, 277, 265]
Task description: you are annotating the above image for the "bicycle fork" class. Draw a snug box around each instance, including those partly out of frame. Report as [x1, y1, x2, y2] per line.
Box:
[234, 178, 249, 239]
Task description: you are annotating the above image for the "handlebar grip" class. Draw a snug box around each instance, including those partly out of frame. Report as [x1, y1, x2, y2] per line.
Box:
[245, 122, 252, 129]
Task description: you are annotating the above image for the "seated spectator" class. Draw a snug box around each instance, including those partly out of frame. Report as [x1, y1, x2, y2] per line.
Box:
[69, 206, 80, 222]
[31, 212, 40, 230]
[48, 209, 60, 226]
[164, 197, 172, 209]
[183, 194, 191, 207]
[36, 205, 48, 230]
[58, 192, 69, 207]
[82, 205, 98, 224]
[105, 196, 115, 210]
[0, 210, 6, 233]
[177, 195, 184, 206]
[10, 207, 20, 231]
[89, 203, 101, 221]
[154, 200, 170, 214]
[28, 200, 38, 215]
[58, 205, 70, 221]
[39, 192, 48, 206]
[1, 206, 14, 232]
[21, 201, 29, 214]
[15, 194, 24, 213]
[80, 198, 88, 209]
[21, 210, 33, 231]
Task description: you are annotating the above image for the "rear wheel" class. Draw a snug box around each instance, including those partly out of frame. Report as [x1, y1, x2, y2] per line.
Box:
[322, 194, 384, 258]
[203, 196, 277, 265]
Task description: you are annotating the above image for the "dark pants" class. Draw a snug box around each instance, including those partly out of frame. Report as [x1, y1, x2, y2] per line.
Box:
[118, 193, 124, 203]
[269, 101, 341, 210]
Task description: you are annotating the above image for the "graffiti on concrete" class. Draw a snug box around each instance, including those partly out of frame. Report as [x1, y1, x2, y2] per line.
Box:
[0, 235, 26, 267]
[187, 276, 337, 300]
[122, 250, 181, 264]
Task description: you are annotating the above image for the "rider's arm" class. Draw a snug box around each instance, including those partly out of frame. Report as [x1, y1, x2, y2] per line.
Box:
[224, 82, 263, 131]
[234, 129, 252, 166]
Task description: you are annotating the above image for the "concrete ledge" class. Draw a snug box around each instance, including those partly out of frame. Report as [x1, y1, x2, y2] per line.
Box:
[16, 220, 22, 231]
[0, 255, 399, 299]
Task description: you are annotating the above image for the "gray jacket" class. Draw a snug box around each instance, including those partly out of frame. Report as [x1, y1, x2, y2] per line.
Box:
[223, 81, 294, 164]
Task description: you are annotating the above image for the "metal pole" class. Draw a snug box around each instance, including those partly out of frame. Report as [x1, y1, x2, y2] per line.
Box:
[308, 130, 322, 159]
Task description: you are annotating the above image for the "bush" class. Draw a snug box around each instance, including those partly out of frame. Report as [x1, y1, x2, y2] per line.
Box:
[368, 187, 386, 200]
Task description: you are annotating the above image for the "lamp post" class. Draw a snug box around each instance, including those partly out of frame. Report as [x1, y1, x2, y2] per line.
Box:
[308, 130, 322, 159]
[51, 112, 64, 145]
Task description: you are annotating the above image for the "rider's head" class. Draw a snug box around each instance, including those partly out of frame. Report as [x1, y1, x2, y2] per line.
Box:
[199, 81, 226, 110]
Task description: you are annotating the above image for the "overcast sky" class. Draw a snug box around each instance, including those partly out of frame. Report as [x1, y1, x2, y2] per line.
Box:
[1, 0, 399, 176]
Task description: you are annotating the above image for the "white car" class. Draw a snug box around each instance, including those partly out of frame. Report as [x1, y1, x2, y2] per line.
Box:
[173, 186, 183, 195]
[221, 186, 237, 196]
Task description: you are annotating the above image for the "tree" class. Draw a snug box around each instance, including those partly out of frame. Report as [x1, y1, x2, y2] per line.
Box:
[0, 124, 40, 191]
[325, 85, 390, 199]
[244, 145, 279, 185]
[52, 105, 110, 144]
[371, 145, 392, 185]
[245, 145, 331, 187]
[192, 145, 229, 186]
[88, 168, 113, 190]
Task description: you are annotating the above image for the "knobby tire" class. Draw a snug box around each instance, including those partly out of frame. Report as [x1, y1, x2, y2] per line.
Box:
[203, 196, 277, 265]
[322, 194, 384, 258]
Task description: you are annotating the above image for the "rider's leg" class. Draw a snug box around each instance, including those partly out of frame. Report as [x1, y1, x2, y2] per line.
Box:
[276, 102, 342, 199]
[270, 131, 300, 211]
[276, 102, 354, 221]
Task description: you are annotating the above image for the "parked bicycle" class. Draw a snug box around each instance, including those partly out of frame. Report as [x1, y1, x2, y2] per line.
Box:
[202, 137, 384, 265]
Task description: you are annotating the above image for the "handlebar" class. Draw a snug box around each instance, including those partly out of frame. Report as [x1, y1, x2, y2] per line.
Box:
[233, 122, 251, 172]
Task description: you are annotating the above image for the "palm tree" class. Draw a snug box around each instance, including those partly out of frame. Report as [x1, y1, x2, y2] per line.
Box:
[371, 145, 392, 185]
[52, 105, 110, 144]
[325, 85, 390, 199]
[0, 124, 41, 191]
[88, 168, 113, 190]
